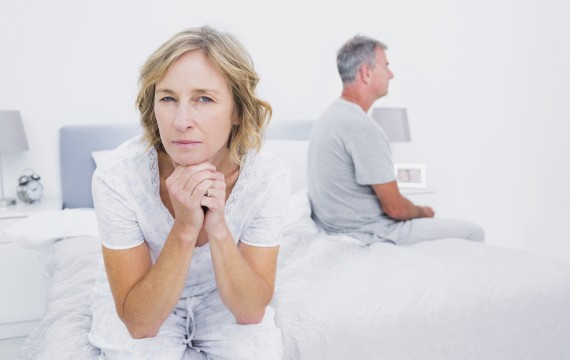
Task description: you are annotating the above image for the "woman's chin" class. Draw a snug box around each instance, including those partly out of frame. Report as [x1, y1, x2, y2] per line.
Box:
[171, 155, 208, 167]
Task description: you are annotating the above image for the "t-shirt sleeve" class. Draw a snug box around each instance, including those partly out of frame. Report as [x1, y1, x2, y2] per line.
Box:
[92, 167, 145, 250]
[240, 163, 291, 247]
[346, 125, 396, 186]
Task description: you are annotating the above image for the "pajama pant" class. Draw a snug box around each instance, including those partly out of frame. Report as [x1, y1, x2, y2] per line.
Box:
[344, 217, 485, 245]
[88, 288, 283, 360]
[384, 217, 485, 245]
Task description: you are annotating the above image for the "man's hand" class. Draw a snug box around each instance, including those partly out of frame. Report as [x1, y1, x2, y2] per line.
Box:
[418, 206, 435, 218]
[373, 181, 435, 220]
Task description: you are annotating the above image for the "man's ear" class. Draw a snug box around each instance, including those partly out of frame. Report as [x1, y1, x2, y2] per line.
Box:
[360, 64, 372, 85]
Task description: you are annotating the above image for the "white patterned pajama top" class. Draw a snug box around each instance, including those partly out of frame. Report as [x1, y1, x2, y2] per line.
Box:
[89, 136, 291, 360]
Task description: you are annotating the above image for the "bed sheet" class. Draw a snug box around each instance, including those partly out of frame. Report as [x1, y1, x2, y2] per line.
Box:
[17, 213, 570, 360]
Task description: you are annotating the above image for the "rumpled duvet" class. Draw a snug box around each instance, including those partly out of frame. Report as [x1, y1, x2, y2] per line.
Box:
[18, 213, 570, 360]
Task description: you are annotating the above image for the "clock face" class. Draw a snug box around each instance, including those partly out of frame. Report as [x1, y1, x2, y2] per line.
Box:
[16, 172, 44, 204]
[27, 180, 43, 201]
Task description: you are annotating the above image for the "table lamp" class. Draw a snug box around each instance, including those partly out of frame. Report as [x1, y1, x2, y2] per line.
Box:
[0, 110, 29, 207]
[371, 107, 411, 143]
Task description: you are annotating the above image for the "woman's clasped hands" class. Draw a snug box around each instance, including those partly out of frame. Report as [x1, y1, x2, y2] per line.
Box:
[165, 161, 229, 243]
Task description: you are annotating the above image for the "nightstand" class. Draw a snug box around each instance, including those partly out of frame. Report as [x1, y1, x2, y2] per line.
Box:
[0, 198, 62, 339]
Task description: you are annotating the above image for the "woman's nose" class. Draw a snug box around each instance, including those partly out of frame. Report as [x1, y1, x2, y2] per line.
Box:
[174, 104, 195, 131]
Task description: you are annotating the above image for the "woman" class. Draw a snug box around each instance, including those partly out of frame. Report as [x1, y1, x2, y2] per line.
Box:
[88, 26, 290, 360]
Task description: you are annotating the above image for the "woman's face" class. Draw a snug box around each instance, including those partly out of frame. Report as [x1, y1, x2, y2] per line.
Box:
[154, 50, 237, 166]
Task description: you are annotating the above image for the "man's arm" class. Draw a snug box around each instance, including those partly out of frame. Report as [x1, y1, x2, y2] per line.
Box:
[372, 180, 434, 220]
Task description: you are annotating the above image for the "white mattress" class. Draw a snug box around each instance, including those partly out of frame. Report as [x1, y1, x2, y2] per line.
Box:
[17, 210, 570, 360]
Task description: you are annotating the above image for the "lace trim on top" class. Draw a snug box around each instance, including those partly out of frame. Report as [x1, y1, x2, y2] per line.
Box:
[225, 150, 253, 216]
[147, 147, 167, 223]
[147, 148, 254, 228]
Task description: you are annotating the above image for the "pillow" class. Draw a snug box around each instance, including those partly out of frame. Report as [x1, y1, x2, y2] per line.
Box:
[91, 150, 113, 167]
[262, 140, 309, 194]
[283, 190, 319, 235]
[2, 208, 99, 249]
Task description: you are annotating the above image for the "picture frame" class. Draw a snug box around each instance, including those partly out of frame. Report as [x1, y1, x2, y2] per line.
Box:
[394, 163, 427, 189]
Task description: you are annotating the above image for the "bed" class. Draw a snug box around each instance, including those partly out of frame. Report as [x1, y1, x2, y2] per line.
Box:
[13, 122, 570, 360]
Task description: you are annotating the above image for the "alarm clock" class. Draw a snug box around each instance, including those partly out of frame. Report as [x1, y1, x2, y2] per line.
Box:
[17, 169, 44, 204]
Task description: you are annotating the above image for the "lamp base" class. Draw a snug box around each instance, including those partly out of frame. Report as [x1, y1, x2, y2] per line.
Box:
[0, 198, 17, 207]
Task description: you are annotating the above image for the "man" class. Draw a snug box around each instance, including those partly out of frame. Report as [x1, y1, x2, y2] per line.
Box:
[307, 34, 484, 245]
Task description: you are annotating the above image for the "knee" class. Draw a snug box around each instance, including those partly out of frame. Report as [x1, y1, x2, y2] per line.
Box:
[207, 325, 282, 360]
[231, 342, 282, 360]
[467, 224, 485, 242]
[230, 328, 282, 360]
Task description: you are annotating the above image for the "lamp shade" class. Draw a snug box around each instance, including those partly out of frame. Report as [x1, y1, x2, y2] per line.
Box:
[371, 107, 411, 143]
[0, 110, 29, 153]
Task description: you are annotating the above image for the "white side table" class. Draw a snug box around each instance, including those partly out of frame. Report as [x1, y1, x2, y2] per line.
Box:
[0, 198, 62, 339]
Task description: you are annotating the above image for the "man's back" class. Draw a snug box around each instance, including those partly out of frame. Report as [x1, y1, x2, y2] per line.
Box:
[307, 34, 484, 245]
[307, 98, 398, 244]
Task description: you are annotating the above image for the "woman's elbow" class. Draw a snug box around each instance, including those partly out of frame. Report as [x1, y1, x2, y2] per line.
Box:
[236, 309, 266, 325]
[117, 307, 161, 338]
[128, 327, 159, 339]
[124, 322, 160, 339]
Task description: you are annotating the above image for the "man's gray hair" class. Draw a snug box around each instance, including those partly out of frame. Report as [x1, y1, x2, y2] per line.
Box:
[337, 35, 387, 85]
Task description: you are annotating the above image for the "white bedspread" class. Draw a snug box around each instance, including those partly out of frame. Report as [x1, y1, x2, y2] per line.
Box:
[274, 231, 570, 359]
[17, 215, 570, 359]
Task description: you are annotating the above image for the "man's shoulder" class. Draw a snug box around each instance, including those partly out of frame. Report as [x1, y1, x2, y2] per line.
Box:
[313, 100, 381, 143]
[321, 99, 362, 119]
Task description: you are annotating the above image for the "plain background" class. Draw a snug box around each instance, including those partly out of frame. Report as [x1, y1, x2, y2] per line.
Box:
[0, 0, 568, 262]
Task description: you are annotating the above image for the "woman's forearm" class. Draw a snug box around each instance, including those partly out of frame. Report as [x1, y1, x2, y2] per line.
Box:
[209, 232, 274, 324]
[120, 226, 198, 338]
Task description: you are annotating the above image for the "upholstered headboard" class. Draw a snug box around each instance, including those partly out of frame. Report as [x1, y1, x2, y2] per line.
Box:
[263, 119, 314, 140]
[59, 120, 314, 209]
[59, 123, 141, 208]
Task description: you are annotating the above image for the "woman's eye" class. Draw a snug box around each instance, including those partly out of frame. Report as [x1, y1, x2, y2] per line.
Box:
[197, 96, 213, 103]
[160, 96, 176, 102]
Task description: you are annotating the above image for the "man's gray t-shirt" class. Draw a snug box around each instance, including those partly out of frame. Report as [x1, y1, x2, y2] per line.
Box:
[307, 98, 400, 244]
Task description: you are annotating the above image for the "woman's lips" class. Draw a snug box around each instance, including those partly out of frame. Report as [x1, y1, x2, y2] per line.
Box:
[172, 140, 202, 148]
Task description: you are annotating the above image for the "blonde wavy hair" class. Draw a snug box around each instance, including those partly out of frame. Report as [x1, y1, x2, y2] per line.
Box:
[136, 25, 272, 166]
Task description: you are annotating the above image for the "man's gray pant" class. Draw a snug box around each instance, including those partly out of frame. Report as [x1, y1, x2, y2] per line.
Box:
[386, 218, 485, 245]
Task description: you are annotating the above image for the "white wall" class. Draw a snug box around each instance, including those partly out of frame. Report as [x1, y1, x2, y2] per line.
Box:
[1, 0, 569, 261]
